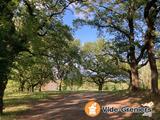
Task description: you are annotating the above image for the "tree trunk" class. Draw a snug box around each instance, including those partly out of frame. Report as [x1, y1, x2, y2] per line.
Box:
[31, 86, 34, 93]
[59, 79, 62, 91]
[98, 83, 103, 91]
[144, 0, 159, 94]
[0, 1, 21, 115]
[19, 81, 25, 92]
[127, 1, 140, 91]
[129, 45, 140, 91]
[0, 90, 4, 115]
[0, 73, 8, 115]
[128, 71, 132, 89]
[27, 86, 30, 92]
[70, 79, 74, 91]
[145, 36, 159, 94]
[0, 86, 5, 115]
[147, 41, 159, 94]
[0, 59, 11, 115]
[39, 85, 42, 92]
[130, 63, 139, 91]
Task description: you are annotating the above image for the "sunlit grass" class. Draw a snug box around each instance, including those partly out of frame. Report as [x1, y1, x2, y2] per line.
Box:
[4, 105, 30, 113]
[1, 103, 30, 120]
[1, 91, 62, 120]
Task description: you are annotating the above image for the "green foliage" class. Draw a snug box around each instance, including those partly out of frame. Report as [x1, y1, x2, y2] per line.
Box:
[50, 39, 82, 84]
[81, 39, 128, 91]
[104, 82, 128, 91]
[82, 39, 127, 78]
[73, 0, 148, 69]
[64, 65, 83, 90]
[10, 52, 54, 92]
[4, 80, 19, 94]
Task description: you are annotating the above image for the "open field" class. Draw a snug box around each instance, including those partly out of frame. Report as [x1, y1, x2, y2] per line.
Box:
[1, 90, 160, 120]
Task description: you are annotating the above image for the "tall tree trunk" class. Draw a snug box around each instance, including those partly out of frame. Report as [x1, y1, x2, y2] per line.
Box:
[146, 31, 159, 94]
[127, 1, 140, 91]
[0, 60, 16, 114]
[0, 69, 8, 115]
[144, 0, 159, 94]
[0, 89, 4, 115]
[0, 58, 12, 114]
[147, 43, 159, 94]
[0, 2, 20, 114]
[0, 84, 6, 115]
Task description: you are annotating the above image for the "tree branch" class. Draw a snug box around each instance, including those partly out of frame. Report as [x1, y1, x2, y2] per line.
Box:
[50, 0, 83, 19]
[138, 60, 149, 69]
[96, 12, 130, 38]
[24, 0, 35, 16]
[136, 43, 147, 63]
[144, 0, 157, 19]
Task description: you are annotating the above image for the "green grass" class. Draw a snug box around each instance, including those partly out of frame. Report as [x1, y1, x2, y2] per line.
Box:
[1, 91, 65, 120]
[4, 91, 73, 106]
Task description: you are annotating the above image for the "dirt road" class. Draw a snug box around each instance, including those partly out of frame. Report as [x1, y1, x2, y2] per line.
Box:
[17, 92, 149, 120]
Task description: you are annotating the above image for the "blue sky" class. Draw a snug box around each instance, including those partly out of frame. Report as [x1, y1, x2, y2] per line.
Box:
[63, 11, 98, 43]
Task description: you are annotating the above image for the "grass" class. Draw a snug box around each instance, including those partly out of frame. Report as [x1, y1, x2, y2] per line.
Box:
[4, 91, 75, 106]
[1, 91, 63, 120]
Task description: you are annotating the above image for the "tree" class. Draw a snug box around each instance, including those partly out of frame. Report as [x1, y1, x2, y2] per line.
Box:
[10, 52, 53, 93]
[81, 39, 128, 91]
[63, 64, 83, 90]
[51, 40, 82, 91]
[10, 61, 28, 92]
[144, 0, 160, 94]
[0, 0, 82, 114]
[25, 60, 53, 93]
[0, 0, 20, 114]
[74, 0, 149, 91]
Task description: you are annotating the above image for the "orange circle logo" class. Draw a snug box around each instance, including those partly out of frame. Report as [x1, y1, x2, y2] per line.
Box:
[84, 101, 101, 117]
